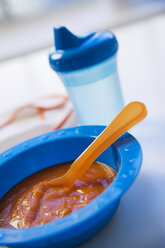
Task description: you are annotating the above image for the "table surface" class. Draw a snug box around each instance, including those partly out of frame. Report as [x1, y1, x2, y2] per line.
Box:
[0, 14, 165, 248]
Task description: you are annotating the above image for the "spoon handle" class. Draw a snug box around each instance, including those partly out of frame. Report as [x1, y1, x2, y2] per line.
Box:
[50, 101, 147, 187]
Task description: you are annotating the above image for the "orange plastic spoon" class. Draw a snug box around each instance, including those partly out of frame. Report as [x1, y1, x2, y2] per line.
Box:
[49, 101, 147, 187]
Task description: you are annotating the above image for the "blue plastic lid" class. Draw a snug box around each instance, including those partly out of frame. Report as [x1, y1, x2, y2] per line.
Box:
[49, 26, 118, 72]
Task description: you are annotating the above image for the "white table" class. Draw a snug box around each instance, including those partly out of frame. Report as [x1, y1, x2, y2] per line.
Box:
[0, 14, 165, 248]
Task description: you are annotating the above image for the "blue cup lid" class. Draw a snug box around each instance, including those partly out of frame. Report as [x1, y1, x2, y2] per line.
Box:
[49, 26, 118, 72]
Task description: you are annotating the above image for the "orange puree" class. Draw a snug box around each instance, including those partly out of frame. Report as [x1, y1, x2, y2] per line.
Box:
[0, 162, 116, 229]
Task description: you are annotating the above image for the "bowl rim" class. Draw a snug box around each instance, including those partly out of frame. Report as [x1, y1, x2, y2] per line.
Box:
[0, 125, 142, 245]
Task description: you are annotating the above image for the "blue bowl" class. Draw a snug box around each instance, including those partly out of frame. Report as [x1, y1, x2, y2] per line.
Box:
[0, 126, 142, 248]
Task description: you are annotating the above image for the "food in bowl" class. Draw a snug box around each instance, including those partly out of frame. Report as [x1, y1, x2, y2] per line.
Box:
[0, 161, 116, 229]
[0, 126, 142, 248]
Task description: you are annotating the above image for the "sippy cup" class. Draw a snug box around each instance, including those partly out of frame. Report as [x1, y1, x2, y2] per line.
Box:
[49, 27, 124, 125]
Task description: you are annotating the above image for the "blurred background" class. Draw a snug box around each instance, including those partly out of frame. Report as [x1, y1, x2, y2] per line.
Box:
[0, 0, 164, 60]
[0, 0, 165, 247]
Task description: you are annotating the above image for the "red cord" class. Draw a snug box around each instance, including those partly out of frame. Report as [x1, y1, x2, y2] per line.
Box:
[52, 108, 73, 130]
[0, 95, 73, 130]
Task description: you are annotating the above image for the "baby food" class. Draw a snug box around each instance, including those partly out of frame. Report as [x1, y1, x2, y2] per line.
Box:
[0, 162, 116, 229]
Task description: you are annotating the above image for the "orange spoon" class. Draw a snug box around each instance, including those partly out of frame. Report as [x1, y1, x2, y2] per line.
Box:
[49, 101, 147, 187]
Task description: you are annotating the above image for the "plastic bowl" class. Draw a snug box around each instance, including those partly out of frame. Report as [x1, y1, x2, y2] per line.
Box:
[0, 126, 142, 248]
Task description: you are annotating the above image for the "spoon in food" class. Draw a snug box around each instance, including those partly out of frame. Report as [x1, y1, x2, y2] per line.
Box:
[49, 101, 147, 188]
